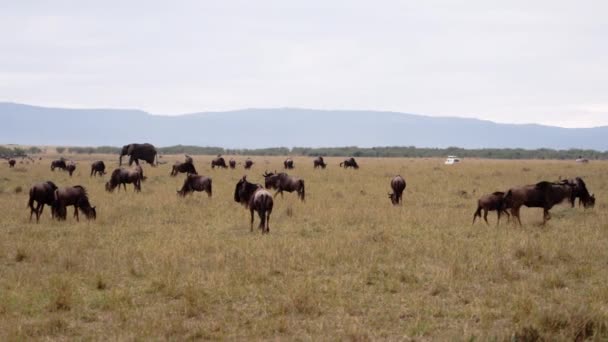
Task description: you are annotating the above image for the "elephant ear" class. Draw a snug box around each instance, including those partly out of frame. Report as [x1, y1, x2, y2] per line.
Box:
[127, 144, 136, 154]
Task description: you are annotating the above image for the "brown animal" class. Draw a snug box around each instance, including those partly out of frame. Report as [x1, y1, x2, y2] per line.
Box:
[27, 181, 59, 222]
[171, 161, 197, 176]
[472, 192, 510, 225]
[389, 175, 406, 205]
[66, 162, 76, 177]
[504, 181, 574, 226]
[284, 158, 294, 169]
[177, 174, 212, 197]
[134, 164, 146, 181]
[313, 156, 327, 169]
[106, 167, 142, 192]
[564, 177, 595, 208]
[263, 171, 305, 201]
[244, 158, 254, 170]
[8, 159, 16, 168]
[211, 156, 227, 169]
[51, 159, 67, 171]
[229, 159, 237, 169]
[234, 176, 273, 233]
[90, 161, 106, 176]
[340, 157, 359, 169]
[54, 185, 96, 221]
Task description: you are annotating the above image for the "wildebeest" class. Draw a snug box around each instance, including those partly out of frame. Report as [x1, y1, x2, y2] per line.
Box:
[234, 176, 273, 233]
[229, 159, 237, 169]
[313, 156, 327, 169]
[105, 167, 142, 192]
[90, 161, 106, 177]
[134, 164, 146, 181]
[66, 161, 76, 177]
[263, 171, 305, 201]
[51, 159, 67, 171]
[54, 185, 96, 221]
[211, 156, 227, 169]
[389, 175, 406, 205]
[284, 158, 294, 169]
[244, 158, 254, 170]
[119, 143, 157, 166]
[27, 181, 59, 222]
[177, 174, 212, 197]
[8, 159, 16, 168]
[504, 180, 574, 226]
[564, 177, 595, 208]
[340, 157, 359, 169]
[472, 192, 510, 225]
[171, 161, 197, 176]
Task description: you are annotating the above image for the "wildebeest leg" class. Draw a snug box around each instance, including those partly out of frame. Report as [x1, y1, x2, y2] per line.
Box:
[250, 208, 255, 232]
[37, 203, 44, 222]
[512, 207, 522, 226]
[74, 206, 79, 222]
[483, 209, 489, 225]
[265, 210, 271, 233]
[496, 210, 501, 226]
[258, 209, 266, 232]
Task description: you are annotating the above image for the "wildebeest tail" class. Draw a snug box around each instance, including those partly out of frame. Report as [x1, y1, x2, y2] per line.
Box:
[472, 202, 482, 224]
[27, 187, 35, 210]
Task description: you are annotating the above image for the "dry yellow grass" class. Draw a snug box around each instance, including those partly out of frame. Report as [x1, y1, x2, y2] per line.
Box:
[0, 155, 607, 340]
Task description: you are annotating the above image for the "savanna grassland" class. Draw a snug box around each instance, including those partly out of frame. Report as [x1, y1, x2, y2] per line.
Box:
[1, 155, 607, 340]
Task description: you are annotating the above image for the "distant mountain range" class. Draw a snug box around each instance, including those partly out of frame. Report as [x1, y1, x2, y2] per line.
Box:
[2, 102, 607, 150]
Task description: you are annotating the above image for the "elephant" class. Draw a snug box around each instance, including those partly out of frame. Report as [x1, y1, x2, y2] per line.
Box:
[119, 143, 158, 166]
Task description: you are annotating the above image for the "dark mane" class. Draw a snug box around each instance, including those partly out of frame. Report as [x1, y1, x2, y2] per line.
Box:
[73, 185, 89, 199]
[46, 181, 58, 189]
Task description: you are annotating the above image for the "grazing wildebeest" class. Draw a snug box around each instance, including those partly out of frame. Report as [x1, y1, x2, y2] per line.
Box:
[66, 161, 76, 177]
[563, 177, 595, 208]
[284, 158, 294, 169]
[8, 159, 16, 168]
[54, 185, 96, 221]
[177, 174, 212, 197]
[472, 192, 510, 225]
[119, 143, 157, 166]
[27, 181, 59, 222]
[211, 156, 227, 169]
[389, 175, 406, 205]
[90, 161, 106, 177]
[234, 176, 273, 233]
[106, 167, 142, 192]
[51, 159, 67, 171]
[313, 156, 327, 169]
[263, 171, 305, 201]
[340, 157, 359, 169]
[504, 180, 574, 226]
[171, 161, 197, 176]
[229, 159, 237, 169]
[244, 158, 254, 170]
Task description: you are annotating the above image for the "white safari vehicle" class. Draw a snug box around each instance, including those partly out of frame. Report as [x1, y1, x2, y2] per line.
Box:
[444, 155, 461, 165]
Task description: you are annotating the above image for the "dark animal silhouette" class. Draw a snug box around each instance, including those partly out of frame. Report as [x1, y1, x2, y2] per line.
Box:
[564, 177, 595, 208]
[211, 156, 227, 169]
[504, 181, 574, 226]
[244, 158, 254, 170]
[27, 181, 59, 222]
[229, 159, 237, 169]
[234, 176, 273, 233]
[134, 164, 146, 181]
[389, 175, 406, 205]
[119, 143, 157, 166]
[51, 159, 67, 171]
[66, 161, 76, 177]
[54, 185, 96, 221]
[8, 159, 16, 168]
[313, 156, 327, 169]
[340, 157, 359, 169]
[106, 167, 142, 192]
[472, 192, 510, 225]
[171, 161, 197, 176]
[263, 171, 305, 201]
[177, 175, 212, 197]
[90, 161, 106, 176]
[284, 158, 294, 169]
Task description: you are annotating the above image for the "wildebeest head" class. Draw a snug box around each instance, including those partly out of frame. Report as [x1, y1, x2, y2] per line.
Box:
[234, 176, 260, 206]
[262, 171, 279, 189]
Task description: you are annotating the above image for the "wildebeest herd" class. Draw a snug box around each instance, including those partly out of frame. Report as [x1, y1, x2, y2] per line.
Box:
[22, 143, 597, 233]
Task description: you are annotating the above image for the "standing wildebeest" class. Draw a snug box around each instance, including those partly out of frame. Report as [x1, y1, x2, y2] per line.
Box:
[90, 161, 106, 177]
[263, 171, 305, 201]
[27, 181, 59, 222]
[504, 181, 574, 226]
[244, 158, 254, 170]
[340, 157, 359, 169]
[472, 192, 510, 225]
[229, 159, 237, 169]
[66, 161, 76, 177]
[119, 143, 157, 166]
[106, 167, 142, 192]
[51, 159, 67, 171]
[54, 185, 96, 221]
[313, 156, 327, 169]
[171, 160, 197, 176]
[177, 174, 212, 197]
[211, 156, 227, 169]
[234, 176, 273, 233]
[8, 159, 16, 168]
[388, 175, 406, 205]
[564, 177, 595, 208]
[284, 158, 295, 169]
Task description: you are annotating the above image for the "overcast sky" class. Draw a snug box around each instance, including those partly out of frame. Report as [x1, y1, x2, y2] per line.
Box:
[2, 1, 607, 127]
